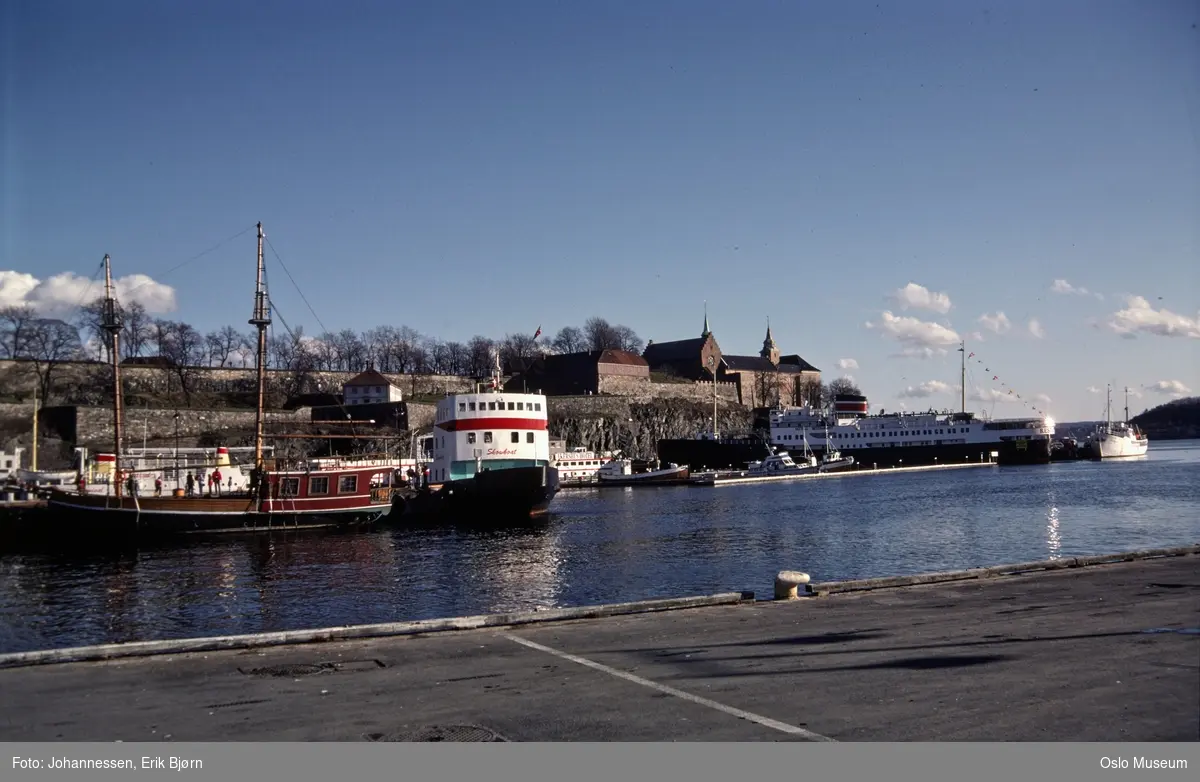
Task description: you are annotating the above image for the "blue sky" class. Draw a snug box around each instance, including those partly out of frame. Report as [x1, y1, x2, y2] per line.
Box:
[3, 0, 1197, 420]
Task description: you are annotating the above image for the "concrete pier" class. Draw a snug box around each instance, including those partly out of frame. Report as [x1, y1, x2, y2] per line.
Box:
[0, 546, 1196, 742]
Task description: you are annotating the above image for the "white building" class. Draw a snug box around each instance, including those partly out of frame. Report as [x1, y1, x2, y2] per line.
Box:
[342, 367, 403, 405]
[0, 447, 24, 481]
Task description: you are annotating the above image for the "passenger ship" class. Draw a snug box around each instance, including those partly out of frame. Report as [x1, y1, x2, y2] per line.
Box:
[551, 446, 617, 485]
[769, 393, 1054, 468]
[398, 359, 560, 520]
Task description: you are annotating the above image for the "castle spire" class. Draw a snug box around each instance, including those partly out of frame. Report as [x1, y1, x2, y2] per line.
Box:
[701, 301, 710, 338]
[761, 317, 779, 365]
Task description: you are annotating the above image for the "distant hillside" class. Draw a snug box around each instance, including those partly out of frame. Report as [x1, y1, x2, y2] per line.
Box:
[1130, 397, 1200, 441]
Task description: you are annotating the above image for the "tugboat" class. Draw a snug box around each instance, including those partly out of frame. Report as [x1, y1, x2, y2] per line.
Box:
[393, 352, 560, 520]
[596, 458, 691, 486]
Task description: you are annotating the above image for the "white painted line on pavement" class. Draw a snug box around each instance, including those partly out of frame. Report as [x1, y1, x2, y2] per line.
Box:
[500, 632, 836, 742]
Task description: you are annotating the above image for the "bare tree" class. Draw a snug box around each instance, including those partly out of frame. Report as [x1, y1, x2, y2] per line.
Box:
[206, 325, 244, 367]
[155, 319, 206, 405]
[551, 326, 586, 354]
[614, 324, 644, 354]
[498, 332, 543, 373]
[467, 335, 496, 378]
[443, 341, 469, 375]
[0, 305, 37, 359]
[334, 329, 366, 372]
[751, 369, 780, 408]
[825, 377, 862, 399]
[24, 318, 83, 402]
[794, 376, 823, 408]
[583, 317, 623, 351]
[121, 301, 153, 359]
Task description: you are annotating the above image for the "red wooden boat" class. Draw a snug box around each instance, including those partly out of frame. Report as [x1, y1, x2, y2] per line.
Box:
[45, 225, 400, 537]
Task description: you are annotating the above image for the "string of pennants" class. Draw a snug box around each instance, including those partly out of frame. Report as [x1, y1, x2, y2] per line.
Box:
[962, 348, 1047, 417]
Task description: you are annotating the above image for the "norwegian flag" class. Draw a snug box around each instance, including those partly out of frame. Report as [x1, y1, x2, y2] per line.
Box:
[533, 325, 542, 340]
[968, 352, 974, 358]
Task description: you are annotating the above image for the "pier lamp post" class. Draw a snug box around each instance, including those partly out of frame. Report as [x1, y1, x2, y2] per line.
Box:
[174, 411, 181, 490]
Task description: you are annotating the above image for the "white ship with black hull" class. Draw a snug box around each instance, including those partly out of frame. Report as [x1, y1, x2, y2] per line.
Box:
[771, 346, 1054, 468]
[769, 396, 1053, 468]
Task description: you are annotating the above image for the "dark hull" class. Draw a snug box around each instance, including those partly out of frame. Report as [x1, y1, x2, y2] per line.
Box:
[783, 438, 1052, 469]
[656, 436, 774, 471]
[25, 492, 389, 544]
[393, 465, 560, 523]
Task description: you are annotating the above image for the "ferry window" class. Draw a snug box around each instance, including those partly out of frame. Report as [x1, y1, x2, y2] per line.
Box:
[459, 402, 466, 412]
[527, 432, 534, 443]
[281, 478, 300, 496]
[508, 402, 515, 410]
[517, 402, 524, 410]
[511, 432, 520, 443]
[338, 475, 358, 494]
[535, 403, 542, 411]
[469, 402, 476, 411]
[489, 402, 497, 410]
[484, 432, 493, 443]
[309, 476, 330, 495]
[467, 433, 476, 444]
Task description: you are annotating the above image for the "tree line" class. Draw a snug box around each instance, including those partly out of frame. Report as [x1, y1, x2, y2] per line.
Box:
[0, 300, 646, 403]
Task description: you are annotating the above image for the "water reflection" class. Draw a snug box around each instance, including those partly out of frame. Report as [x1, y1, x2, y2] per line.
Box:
[1046, 503, 1062, 560]
[2, 441, 1198, 652]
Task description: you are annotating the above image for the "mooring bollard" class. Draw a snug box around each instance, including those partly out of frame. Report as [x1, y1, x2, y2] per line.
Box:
[774, 570, 810, 600]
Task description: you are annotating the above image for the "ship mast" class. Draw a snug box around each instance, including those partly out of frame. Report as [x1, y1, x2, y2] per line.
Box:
[959, 340, 966, 414]
[101, 255, 125, 497]
[249, 223, 271, 472]
[1124, 386, 1130, 424]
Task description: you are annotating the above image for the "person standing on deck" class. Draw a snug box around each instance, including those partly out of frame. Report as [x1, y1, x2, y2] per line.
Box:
[212, 468, 223, 496]
[154, 476, 163, 497]
[186, 472, 195, 497]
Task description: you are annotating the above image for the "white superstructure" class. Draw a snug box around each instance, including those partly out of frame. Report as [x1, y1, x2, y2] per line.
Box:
[551, 447, 617, 482]
[768, 396, 1053, 453]
[429, 384, 552, 486]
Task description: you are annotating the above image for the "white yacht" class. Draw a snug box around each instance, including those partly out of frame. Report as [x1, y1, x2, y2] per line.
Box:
[1084, 385, 1149, 459]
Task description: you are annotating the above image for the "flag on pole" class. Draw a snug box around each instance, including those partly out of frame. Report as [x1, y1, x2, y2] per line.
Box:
[533, 325, 542, 340]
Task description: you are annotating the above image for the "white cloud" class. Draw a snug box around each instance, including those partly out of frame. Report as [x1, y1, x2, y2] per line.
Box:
[890, 283, 952, 314]
[1145, 380, 1192, 397]
[1106, 296, 1200, 339]
[970, 388, 1017, 403]
[0, 269, 177, 317]
[836, 358, 858, 370]
[1087, 386, 1101, 394]
[889, 347, 949, 360]
[897, 380, 952, 399]
[1051, 279, 1091, 296]
[978, 311, 1011, 334]
[866, 311, 960, 349]
[1027, 318, 1045, 338]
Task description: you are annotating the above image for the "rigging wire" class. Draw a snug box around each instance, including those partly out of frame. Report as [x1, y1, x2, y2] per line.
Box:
[120, 223, 260, 301]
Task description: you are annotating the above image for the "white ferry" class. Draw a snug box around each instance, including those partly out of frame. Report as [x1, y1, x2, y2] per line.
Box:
[768, 393, 1054, 468]
[551, 446, 617, 484]
[404, 359, 560, 519]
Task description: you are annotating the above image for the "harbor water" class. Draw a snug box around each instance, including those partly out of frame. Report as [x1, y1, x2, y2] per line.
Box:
[2, 440, 1198, 655]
